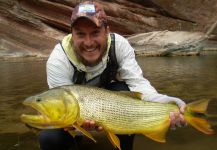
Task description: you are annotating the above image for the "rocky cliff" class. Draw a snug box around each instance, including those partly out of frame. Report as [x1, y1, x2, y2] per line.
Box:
[0, 0, 217, 59]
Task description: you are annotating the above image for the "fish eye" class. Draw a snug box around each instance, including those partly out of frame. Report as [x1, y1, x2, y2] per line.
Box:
[36, 98, 42, 102]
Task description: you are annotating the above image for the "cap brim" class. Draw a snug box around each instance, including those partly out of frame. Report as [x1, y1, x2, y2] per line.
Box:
[71, 16, 100, 27]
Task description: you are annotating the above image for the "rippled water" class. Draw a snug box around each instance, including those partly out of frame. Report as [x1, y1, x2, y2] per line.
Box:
[0, 55, 217, 150]
[136, 55, 217, 150]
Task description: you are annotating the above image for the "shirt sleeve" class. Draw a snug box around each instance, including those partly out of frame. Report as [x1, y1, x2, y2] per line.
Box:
[46, 44, 74, 89]
[114, 33, 159, 100]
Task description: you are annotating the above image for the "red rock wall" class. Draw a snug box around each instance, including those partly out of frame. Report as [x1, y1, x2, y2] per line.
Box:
[0, 0, 216, 57]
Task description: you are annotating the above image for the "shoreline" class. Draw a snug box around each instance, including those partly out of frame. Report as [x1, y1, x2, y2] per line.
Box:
[1, 49, 217, 62]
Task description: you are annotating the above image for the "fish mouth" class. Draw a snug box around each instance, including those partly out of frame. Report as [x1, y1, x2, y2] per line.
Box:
[21, 102, 49, 127]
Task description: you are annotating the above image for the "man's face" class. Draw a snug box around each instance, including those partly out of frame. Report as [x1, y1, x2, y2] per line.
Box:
[72, 18, 109, 66]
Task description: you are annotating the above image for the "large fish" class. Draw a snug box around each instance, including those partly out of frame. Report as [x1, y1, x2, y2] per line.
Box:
[21, 85, 214, 150]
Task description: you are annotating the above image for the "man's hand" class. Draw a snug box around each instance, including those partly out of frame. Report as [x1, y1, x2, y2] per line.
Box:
[147, 94, 188, 129]
[82, 120, 103, 131]
[64, 120, 103, 132]
[169, 105, 187, 130]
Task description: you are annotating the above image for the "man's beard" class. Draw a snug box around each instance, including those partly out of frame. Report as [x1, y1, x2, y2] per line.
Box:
[74, 45, 107, 67]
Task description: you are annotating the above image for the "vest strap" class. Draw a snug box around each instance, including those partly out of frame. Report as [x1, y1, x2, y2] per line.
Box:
[99, 33, 118, 87]
[61, 33, 118, 86]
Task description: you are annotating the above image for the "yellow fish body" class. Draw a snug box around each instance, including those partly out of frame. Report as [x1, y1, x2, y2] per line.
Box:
[21, 85, 214, 150]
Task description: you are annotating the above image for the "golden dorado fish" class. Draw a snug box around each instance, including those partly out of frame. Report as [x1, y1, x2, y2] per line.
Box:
[21, 85, 214, 150]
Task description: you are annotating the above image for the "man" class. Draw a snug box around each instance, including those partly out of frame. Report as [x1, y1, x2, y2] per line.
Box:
[40, 1, 186, 150]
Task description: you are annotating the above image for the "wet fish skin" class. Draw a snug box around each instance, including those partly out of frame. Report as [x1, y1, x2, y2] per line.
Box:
[21, 85, 215, 150]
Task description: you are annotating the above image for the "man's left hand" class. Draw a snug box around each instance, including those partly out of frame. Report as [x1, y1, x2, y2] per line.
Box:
[169, 105, 187, 130]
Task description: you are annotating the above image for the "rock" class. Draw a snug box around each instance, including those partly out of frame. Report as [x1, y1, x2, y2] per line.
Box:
[128, 31, 211, 56]
[0, 0, 217, 59]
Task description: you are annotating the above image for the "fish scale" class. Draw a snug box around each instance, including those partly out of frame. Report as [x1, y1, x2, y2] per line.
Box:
[69, 85, 178, 133]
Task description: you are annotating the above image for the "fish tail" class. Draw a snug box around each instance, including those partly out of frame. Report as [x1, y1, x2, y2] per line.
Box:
[184, 99, 215, 135]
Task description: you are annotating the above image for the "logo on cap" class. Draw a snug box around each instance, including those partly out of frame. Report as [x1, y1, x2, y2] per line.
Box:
[78, 4, 96, 13]
[71, 1, 107, 27]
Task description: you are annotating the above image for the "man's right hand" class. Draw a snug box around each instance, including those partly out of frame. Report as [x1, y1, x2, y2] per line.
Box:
[82, 120, 103, 131]
[64, 120, 103, 132]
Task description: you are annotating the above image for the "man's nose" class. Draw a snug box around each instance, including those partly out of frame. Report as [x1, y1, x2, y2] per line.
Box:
[84, 35, 94, 47]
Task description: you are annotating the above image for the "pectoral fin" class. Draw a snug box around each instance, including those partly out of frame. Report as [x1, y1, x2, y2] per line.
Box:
[68, 130, 77, 138]
[72, 124, 97, 143]
[142, 119, 170, 143]
[106, 131, 121, 150]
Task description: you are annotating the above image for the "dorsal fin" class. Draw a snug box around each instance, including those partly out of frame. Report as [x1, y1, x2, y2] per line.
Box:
[119, 91, 143, 100]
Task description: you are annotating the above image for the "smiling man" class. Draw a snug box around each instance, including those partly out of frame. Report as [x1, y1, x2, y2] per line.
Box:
[42, 1, 186, 150]
[72, 17, 108, 66]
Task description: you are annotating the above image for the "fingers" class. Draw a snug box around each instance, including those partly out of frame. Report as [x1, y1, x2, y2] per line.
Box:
[83, 120, 95, 129]
[169, 111, 187, 130]
[169, 112, 178, 130]
[96, 126, 103, 131]
[64, 126, 75, 131]
[64, 120, 103, 132]
[179, 105, 186, 113]
[82, 120, 103, 132]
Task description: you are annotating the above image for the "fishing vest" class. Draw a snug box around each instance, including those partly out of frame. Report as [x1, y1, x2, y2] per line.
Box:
[61, 33, 118, 87]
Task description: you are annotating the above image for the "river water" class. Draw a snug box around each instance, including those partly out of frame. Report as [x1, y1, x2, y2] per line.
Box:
[0, 55, 217, 150]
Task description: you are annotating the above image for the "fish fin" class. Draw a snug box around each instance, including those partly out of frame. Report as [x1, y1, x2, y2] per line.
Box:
[106, 131, 121, 150]
[119, 91, 143, 100]
[72, 124, 97, 143]
[68, 130, 77, 138]
[187, 99, 210, 113]
[185, 99, 214, 135]
[142, 119, 170, 143]
[185, 115, 214, 135]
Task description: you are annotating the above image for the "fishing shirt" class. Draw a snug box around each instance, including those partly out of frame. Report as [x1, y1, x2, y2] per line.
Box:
[46, 33, 159, 100]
